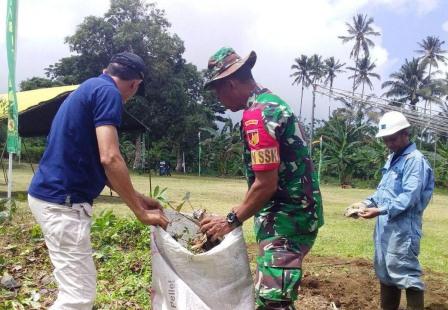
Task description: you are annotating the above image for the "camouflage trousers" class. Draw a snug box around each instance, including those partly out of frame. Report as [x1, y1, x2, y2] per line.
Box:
[254, 212, 318, 310]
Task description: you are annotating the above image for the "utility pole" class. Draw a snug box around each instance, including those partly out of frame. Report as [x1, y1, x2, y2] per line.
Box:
[182, 151, 186, 174]
[310, 84, 317, 157]
[198, 131, 201, 177]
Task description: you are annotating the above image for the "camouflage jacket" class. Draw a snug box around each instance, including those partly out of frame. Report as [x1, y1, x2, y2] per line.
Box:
[241, 86, 324, 233]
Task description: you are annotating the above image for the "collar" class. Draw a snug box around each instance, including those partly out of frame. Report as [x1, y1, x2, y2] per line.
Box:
[246, 84, 269, 109]
[394, 142, 415, 157]
[386, 142, 415, 169]
[99, 73, 118, 88]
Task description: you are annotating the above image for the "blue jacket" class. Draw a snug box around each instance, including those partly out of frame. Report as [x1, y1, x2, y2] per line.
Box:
[364, 143, 434, 289]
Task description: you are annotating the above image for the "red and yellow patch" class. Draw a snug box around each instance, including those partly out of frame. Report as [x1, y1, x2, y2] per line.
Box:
[244, 119, 258, 126]
[247, 129, 260, 146]
[251, 147, 280, 165]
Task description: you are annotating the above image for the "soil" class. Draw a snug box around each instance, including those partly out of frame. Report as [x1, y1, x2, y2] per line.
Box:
[247, 244, 448, 310]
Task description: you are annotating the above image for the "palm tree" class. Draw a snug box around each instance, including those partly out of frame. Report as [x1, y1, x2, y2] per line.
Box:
[308, 54, 325, 156]
[291, 55, 312, 119]
[416, 36, 447, 76]
[382, 58, 436, 110]
[347, 56, 381, 99]
[339, 14, 380, 96]
[416, 36, 447, 113]
[323, 57, 345, 116]
[308, 54, 325, 84]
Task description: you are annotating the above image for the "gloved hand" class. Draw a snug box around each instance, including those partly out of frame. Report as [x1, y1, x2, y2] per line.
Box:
[344, 202, 368, 219]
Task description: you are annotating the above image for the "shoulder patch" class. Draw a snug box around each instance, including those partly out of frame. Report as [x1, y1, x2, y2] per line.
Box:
[247, 129, 260, 146]
[244, 119, 258, 126]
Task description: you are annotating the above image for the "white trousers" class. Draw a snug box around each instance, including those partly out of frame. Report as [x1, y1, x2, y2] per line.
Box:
[28, 195, 96, 310]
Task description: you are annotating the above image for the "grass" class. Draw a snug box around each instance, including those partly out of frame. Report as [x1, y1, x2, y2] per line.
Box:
[2, 163, 448, 274]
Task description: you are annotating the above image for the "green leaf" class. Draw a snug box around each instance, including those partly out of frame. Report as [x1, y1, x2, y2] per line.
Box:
[175, 201, 186, 212]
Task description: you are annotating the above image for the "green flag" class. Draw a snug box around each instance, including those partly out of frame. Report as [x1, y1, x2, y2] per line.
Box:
[6, 0, 19, 154]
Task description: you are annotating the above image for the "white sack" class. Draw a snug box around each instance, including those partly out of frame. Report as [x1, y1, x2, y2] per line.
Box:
[151, 226, 255, 310]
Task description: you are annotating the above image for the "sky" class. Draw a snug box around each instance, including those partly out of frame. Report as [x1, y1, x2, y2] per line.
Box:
[1, 0, 448, 121]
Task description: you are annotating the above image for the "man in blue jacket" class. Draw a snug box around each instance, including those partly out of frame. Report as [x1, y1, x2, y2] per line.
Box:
[28, 52, 169, 309]
[349, 111, 434, 310]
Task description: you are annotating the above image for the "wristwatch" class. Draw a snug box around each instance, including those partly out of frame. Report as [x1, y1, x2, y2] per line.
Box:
[226, 211, 242, 228]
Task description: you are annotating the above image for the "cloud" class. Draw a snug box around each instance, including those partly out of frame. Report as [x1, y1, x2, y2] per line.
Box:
[1, 0, 443, 120]
[158, 0, 392, 119]
[366, 0, 440, 15]
[0, 0, 109, 94]
[443, 20, 448, 32]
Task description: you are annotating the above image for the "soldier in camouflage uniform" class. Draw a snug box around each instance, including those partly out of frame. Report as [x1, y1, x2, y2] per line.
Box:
[200, 47, 324, 310]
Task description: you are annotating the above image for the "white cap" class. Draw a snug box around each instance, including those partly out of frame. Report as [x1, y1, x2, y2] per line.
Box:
[376, 111, 411, 138]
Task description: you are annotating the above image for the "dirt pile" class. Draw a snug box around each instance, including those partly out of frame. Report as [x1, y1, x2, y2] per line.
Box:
[246, 245, 448, 310]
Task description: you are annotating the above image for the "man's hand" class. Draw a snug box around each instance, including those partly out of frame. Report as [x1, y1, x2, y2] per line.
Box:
[138, 194, 163, 210]
[349, 202, 368, 209]
[200, 215, 234, 241]
[359, 207, 380, 219]
[344, 201, 368, 218]
[135, 209, 169, 230]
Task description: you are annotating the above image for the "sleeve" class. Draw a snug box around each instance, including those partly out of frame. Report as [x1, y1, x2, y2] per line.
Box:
[385, 157, 425, 220]
[363, 195, 386, 214]
[92, 85, 123, 128]
[242, 106, 284, 171]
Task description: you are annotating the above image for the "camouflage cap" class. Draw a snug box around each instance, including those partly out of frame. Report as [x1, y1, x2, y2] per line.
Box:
[204, 47, 256, 89]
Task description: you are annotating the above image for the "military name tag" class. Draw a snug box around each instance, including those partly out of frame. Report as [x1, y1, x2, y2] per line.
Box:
[251, 147, 280, 165]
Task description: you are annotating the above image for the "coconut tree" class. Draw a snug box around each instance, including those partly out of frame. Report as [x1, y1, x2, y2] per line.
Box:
[339, 14, 380, 95]
[308, 54, 325, 156]
[416, 36, 447, 77]
[381, 58, 435, 110]
[416, 36, 447, 113]
[323, 57, 345, 116]
[347, 56, 381, 99]
[291, 55, 312, 119]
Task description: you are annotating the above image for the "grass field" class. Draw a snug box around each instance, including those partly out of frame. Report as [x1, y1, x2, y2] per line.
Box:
[2, 164, 448, 274]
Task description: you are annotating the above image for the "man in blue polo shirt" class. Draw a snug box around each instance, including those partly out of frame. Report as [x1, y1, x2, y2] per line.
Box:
[28, 52, 169, 309]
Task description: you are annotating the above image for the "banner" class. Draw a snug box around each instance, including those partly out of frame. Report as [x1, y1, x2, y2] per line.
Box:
[6, 0, 19, 154]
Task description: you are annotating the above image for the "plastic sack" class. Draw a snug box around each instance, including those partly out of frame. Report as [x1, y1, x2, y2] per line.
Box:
[151, 224, 255, 310]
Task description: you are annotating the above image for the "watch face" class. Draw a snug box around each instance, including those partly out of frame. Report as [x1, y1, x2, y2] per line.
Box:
[227, 212, 235, 224]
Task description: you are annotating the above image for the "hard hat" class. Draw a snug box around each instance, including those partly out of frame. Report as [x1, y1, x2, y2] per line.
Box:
[376, 111, 411, 138]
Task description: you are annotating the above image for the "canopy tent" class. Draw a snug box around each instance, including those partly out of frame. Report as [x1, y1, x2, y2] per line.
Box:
[0, 85, 145, 137]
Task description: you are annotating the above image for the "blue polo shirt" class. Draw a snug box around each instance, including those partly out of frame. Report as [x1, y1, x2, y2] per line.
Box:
[28, 74, 123, 205]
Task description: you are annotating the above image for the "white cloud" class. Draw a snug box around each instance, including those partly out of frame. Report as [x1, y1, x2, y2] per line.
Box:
[366, 0, 440, 15]
[0, 0, 443, 120]
[158, 0, 392, 119]
[0, 0, 109, 94]
[443, 20, 448, 32]
[415, 0, 440, 14]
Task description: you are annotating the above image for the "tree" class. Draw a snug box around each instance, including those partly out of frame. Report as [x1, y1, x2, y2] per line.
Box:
[308, 54, 325, 155]
[317, 113, 367, 185]
[339, 14, 380, 96]
[382, 58, 436, 110]
[291, 55, 312, 119]
[19, 77, 64, 91]
[200, 118, 243, 176]
[416, 36, 447, 76]
[44, 0, 221, 171]
[347, 56, 380, 99]
[323, 57, 345, 93]
[323, 57, 345, 116]
[415, 36, 447, 113]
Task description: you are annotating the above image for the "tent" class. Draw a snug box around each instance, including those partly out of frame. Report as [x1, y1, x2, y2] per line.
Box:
[0, 85, 145, 137]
